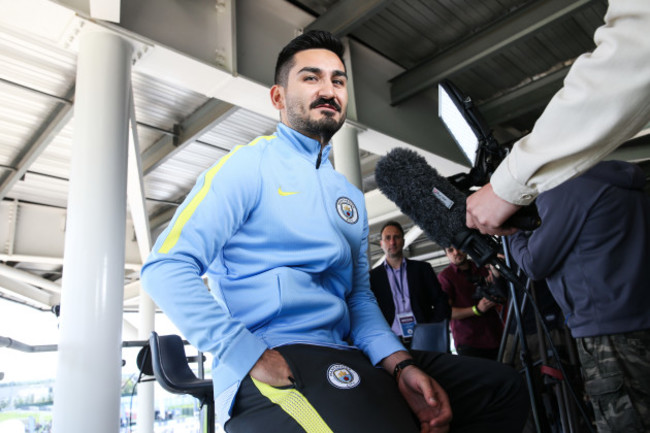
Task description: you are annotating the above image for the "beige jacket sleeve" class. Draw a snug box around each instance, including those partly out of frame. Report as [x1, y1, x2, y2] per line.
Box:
[491, 0, 650, 205]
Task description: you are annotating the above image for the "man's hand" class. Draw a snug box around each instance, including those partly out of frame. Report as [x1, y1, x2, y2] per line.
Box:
[382, 352, 452, 433]
[398, 366, 452, 433]
[249, 349, 293, 387]
[466, 183, 520, 236]
[477, 297, 496, 313]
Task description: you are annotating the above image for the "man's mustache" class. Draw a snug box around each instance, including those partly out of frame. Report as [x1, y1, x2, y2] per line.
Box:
[310, 98, 341, 112]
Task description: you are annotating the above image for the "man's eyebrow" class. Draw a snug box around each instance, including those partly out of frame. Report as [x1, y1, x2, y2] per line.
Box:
[298, 66, 348, 79]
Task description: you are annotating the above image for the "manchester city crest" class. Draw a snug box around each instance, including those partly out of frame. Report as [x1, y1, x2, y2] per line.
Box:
[327, 363, 361, 389]
[335, 197, 358, 224]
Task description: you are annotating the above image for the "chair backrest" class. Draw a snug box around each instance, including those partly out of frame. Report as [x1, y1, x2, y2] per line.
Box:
[410, 320, 450, 353]
[148, 332, 215, 433]
[148, 331, 213, 400]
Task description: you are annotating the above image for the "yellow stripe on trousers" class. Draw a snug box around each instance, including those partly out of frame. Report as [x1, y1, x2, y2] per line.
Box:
[158, 135, 273, 254]
[251, 377, 334, 433]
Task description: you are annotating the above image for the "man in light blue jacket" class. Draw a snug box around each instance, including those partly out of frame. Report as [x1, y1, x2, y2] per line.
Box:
[142, 30, 527, 433]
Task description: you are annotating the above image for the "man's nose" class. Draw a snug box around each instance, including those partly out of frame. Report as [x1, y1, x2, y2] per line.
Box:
[318, 81, 335, 98]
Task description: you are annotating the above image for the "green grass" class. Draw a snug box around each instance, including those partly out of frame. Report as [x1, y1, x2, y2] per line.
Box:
[0, 410, 53, 423]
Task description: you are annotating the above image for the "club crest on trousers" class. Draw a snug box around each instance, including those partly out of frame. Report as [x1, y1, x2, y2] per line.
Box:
[327, 363, 360, 389]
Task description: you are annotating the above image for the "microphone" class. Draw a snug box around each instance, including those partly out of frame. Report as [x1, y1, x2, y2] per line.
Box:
[375, 148, 466, 248]
[374, 147, 522, 283]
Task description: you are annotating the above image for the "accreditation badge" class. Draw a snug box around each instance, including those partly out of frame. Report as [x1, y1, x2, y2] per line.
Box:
[397, 313, 416, 339]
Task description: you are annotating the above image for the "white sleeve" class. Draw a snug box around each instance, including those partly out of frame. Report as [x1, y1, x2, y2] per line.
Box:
[491, 0, 650, 205]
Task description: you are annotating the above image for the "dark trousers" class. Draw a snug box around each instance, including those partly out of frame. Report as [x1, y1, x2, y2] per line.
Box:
[225, 344, 529, 433]
[455, 345, 500, 361]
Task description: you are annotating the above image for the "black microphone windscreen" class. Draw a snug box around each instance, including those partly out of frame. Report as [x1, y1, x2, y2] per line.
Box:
[374, 148, 467, 248]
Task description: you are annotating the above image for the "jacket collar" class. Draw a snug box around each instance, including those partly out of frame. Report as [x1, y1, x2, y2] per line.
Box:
[277, 123, 332, 163]
[383, 257, 407, 272]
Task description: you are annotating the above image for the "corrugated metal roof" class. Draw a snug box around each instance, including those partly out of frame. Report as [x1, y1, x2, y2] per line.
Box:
[143, 107, 278, 219]
[357, 0, 534, 69]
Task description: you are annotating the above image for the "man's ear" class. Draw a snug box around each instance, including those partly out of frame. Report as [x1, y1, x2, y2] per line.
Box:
[270, 85, 285, 110]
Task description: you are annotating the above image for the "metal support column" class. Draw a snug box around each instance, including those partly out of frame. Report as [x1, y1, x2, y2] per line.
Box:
[332, 123, 363, 189]
[53, 31, 133, 433]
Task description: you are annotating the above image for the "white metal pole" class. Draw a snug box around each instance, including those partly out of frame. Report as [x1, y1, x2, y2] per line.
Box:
[127, 87, 156, 433]
[137, 294, 155, 433]
[332, 123, 363, 189]
[53, 31, 132, 433]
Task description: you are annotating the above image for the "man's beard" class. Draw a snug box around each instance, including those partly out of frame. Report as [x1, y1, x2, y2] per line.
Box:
[286, 97, 346, 142]
[454, 257, 468, 267]
[387, 250, 403, 261]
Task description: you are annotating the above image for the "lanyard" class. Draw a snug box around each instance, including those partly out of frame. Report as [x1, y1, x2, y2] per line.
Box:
[390, 266, 406, 307]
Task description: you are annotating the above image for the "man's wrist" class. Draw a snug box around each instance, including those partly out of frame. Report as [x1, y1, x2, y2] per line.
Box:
[472, 305, 483, 316]
[491, 161, 537, 206]
[380, 350, 411, 376]
[393, 358, 417, 382]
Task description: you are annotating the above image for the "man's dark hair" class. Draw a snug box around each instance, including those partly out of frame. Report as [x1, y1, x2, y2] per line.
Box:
[274, 30, 345, 86]
[380, 220, 404, 238]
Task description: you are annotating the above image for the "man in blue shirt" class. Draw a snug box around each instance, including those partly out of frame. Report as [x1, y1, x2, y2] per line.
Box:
[142, 30, 528, 433]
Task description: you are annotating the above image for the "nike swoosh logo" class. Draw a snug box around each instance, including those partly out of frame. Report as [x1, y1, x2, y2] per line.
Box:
[278, 187, 299, 196]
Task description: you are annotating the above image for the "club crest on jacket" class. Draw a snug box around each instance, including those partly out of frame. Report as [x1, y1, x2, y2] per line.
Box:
[336, 197, 358, 224]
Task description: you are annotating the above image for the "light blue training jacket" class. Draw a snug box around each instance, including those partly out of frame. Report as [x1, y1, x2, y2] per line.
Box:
[141, 123, 404, 423]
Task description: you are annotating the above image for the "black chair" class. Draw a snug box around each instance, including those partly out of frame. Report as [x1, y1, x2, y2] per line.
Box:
[147, 331, 215, 433]
[410, 320, 450, 353]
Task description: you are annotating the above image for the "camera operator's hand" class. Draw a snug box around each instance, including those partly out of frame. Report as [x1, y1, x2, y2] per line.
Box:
[451, 297, 497, 320]
[466, 183, 520, 236]
[477, 297, 497, 313]
[487, 264, 501, 280]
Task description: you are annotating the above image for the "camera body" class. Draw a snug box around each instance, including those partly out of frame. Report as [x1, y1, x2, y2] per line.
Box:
[473, 283, 508, 305]
[466, 272, 508, 305]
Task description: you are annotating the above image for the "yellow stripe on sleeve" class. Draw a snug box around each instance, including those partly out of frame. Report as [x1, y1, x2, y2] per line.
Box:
[158, 135, 273, 254]
[251, 377, 334, 433]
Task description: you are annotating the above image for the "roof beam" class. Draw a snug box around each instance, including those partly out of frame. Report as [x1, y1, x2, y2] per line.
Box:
[123, 280, 142, 303]
[149, 206, 177, 234]
[0, 85, 75, 201]
[480, 65, 570, 124]
[0, 263, 61, 295]
[0, 274, 55, 309]
[0, 200, 143, 271]
[141, 98, 236, 175]
[127, 90, 153, 263]
[89, 0, 121, 23]
[390, 0, 592, 105]
[304, 0, 393, 37]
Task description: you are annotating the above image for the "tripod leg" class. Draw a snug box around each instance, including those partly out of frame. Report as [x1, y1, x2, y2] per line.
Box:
[501, 245, 551, 433]
[508, 281, 550, 433]
[498, 295, 516, 363]
[562, 328, 587, 433]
